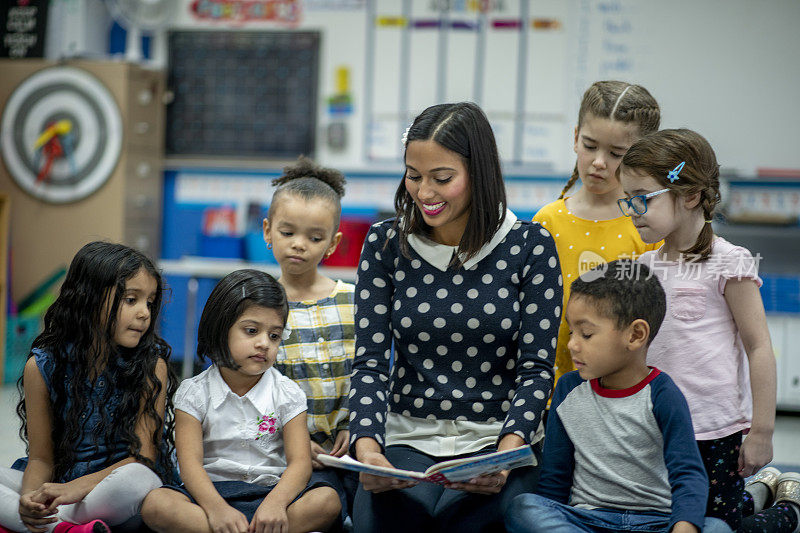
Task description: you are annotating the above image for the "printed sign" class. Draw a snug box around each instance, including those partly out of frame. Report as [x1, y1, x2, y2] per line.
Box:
[1, 0, 48, 58]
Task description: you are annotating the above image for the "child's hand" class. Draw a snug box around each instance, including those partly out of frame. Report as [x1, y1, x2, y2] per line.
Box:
[738, 430, 773, 477]
[445, 470, 508, 495]
[249, 502, 289, 533]
[310, 441, 327, 470]
[18, 491, 56, 533]
[330, 430, 349, 458]
[358, 451, 418, 493]
[34, 479, 93, 513]
[670, 520, 699, 532]
[206, 502, 249, 533]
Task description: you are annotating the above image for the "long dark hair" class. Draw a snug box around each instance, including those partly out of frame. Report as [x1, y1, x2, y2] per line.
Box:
[16, 241, 177, 481]
[393, 102, 506, 267]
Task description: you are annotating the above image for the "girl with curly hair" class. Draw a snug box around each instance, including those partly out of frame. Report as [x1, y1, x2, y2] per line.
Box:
[0, 241, 177, 532]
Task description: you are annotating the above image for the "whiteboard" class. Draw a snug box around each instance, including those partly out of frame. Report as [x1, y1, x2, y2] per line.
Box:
[364, 0, 800, 176]
[567, 0, 800, 176]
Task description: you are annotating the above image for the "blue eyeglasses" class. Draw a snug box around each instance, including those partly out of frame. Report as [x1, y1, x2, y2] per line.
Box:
[617, 189, 670, 216]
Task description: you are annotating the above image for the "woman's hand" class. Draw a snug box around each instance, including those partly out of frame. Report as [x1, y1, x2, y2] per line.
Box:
[18, 490, 56, 533]
[358, 450, 418, 493]
[249, 502, 289, 533]
[206, 501, 250, 533]
[445, 470, 509, 495]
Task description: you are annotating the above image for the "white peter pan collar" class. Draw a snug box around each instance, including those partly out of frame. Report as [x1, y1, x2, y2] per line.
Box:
[208, 364, 275, 413]
[407, 209, 518, 272]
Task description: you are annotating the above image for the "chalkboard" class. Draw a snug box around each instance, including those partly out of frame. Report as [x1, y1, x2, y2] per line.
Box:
[166, 31, 320, 159]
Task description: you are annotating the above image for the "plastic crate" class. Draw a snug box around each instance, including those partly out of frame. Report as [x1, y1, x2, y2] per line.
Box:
[4, 316, 41, 383]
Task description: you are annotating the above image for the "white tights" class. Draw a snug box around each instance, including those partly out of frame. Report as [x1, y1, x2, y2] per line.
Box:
[0, 462, 162, 532]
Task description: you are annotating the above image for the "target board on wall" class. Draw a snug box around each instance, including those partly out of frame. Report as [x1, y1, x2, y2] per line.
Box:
[0, 66, 123, 204]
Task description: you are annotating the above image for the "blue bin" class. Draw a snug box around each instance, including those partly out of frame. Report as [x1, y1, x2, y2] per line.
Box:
[199, 235, 243, 259]
[4, 316, 41, 383]
[244, 231, 278, 264]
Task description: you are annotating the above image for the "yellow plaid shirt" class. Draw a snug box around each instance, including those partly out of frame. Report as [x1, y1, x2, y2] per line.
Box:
[275, 280, 355, 451]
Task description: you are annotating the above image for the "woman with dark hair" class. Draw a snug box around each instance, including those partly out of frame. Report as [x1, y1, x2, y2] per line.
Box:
[348, 102, 562, 531]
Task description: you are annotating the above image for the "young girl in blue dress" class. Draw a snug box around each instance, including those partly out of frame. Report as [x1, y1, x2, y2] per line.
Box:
[0, 241, 176, 533]
[141, 269, 341, 533]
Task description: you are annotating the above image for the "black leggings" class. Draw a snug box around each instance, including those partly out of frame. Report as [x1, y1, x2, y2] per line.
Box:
[698, 432, 798, 532]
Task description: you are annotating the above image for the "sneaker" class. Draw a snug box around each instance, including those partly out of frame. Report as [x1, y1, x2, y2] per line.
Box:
[746, 466, 782, 502]
[775, 472, 800, 508]
[53, 519, 111, 533]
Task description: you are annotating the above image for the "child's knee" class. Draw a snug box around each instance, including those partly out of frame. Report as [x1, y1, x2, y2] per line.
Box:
[303, 486, 342, 519]
[141, 488, 178, 528]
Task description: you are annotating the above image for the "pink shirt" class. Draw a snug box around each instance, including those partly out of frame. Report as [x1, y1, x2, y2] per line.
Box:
[638, 237, 761, 440]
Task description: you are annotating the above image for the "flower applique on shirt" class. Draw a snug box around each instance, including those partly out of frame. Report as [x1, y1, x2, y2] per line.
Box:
[256, 413, 279, 440]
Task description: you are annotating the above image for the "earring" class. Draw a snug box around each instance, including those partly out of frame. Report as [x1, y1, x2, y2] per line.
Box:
[267, 243, 272, 249]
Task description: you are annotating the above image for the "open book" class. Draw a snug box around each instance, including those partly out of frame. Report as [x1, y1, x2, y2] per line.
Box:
[316, 445, 534, 485]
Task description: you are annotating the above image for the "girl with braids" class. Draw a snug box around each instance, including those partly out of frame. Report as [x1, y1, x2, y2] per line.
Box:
[0, 241, 176, 533]
[266, 156, 359, 526]
[533, 81, 662, 388]
[621, 129, 799, 532]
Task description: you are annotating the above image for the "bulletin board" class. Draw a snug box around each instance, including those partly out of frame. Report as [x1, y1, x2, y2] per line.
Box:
[166, 30, 320, 159]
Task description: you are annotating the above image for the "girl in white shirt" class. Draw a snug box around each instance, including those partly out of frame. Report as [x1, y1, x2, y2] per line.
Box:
[141, 269, 341, 533]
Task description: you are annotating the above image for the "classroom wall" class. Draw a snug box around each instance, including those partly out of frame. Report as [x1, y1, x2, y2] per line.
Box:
[33, 0, 800, 176]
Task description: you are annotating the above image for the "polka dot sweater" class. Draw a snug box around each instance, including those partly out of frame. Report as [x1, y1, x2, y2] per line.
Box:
[348, 218, 562, 449]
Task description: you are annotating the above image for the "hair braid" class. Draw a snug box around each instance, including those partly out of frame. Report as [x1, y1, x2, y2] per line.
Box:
[559, 165, 580, 199]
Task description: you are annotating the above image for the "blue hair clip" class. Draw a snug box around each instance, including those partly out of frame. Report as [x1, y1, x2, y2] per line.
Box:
[667, 161, 685, 183]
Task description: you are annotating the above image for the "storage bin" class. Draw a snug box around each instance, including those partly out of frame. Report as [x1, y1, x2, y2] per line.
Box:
[4, 316, 41, 383]
[244, 231, 277, 263]
[199, 235, 243, 259]
[323, 218, 373, 267]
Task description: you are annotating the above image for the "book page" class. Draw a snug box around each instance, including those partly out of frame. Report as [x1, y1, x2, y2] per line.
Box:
[425, 445, 535, 483]
[315, 454, 426, 481]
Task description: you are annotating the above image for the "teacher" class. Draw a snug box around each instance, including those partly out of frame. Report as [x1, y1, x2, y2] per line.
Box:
[348, 102, 562, 532]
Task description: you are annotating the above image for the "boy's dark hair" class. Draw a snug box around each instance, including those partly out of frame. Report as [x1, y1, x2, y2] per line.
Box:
[570, 259, 666, 344]
[393, 102, 506, 268]
[20, 241, 177, 482]
[197, 269, 288, 368]
[269, 155, 346, 230]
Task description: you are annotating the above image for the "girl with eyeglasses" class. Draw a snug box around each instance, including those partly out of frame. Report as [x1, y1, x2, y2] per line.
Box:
[620, 129, 798, 533]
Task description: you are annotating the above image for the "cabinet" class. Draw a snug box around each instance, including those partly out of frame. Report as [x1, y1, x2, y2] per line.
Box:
[0, 193, 8, 378]
[0, 59, 165, 302]
[768, 315, 800, 411]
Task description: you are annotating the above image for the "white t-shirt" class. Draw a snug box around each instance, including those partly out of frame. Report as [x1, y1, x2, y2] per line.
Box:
[175, 365, 307, 486]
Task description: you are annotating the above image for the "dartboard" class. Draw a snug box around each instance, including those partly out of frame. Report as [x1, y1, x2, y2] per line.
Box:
[0, 66, 123, 204]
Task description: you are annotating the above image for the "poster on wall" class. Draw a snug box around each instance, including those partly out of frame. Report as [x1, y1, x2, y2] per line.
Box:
[189, 0, 303, 26]
[0, 0, 48, 58]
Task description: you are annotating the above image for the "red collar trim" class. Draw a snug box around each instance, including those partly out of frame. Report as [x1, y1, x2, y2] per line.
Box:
[590, 367, 661, 398]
